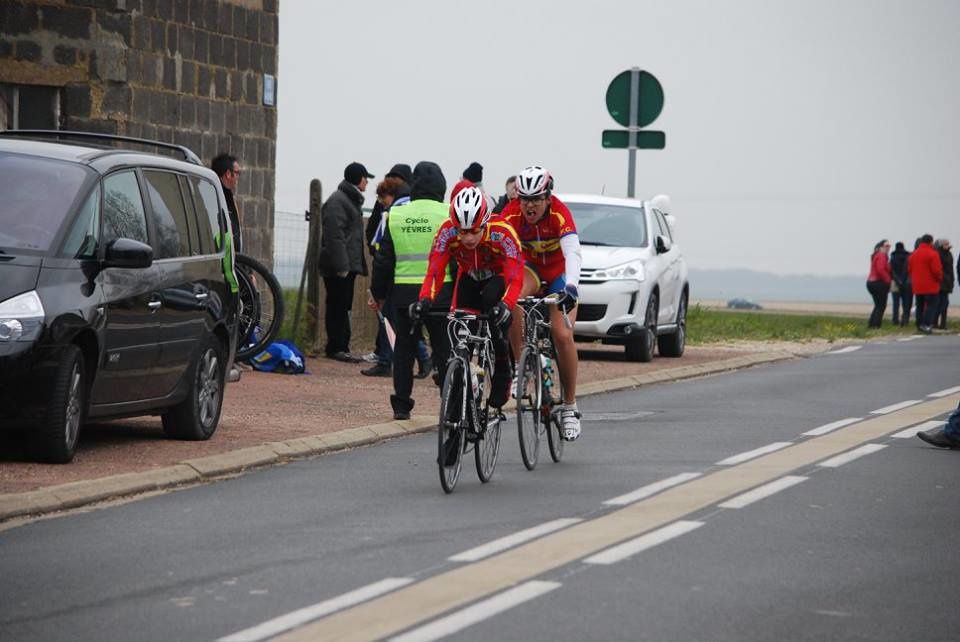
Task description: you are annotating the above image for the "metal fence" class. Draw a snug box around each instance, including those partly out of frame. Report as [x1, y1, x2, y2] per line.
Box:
[272, 209, 379, 351]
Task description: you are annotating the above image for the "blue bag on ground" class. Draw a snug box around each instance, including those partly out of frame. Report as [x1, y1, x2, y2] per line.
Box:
[250, 340, 306, 374]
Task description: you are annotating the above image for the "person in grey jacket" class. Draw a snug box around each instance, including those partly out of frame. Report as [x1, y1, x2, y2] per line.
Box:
[318, 162, 374, 362]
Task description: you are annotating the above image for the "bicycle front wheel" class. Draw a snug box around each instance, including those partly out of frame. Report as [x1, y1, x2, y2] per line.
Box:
[475, 361, 502, 483]
[235, 254, 285, 361]
[546, 371, 564, 463]
[516, 347, 542, 470]
[438, 359, 466, 493]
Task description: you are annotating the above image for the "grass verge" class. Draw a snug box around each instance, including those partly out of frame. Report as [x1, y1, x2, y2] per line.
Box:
[687, 304, 959, 344]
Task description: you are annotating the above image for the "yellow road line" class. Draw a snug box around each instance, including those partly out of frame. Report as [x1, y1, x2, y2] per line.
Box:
[274, 395, 958, 642]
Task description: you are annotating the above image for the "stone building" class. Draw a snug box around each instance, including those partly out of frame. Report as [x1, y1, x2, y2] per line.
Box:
[0, 0, 279, 263]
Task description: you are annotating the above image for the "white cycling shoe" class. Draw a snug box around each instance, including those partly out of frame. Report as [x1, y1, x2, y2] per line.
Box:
[560, 404, 581, 441]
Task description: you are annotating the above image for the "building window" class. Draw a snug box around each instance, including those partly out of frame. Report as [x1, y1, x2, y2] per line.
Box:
[0, 83, 61, 130]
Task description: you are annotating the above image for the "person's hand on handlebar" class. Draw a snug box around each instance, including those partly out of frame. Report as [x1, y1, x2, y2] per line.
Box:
[490, 301, 512, 328]
[409, 297, 431, 321]
[560, 284, 579, 312]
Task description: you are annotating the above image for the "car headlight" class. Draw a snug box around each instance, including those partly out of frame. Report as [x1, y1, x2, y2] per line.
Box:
[0, 291, 45, 342]
[592, 261, 645, 281]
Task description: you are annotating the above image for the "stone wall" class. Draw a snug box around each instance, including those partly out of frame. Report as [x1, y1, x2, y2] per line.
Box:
[0, 0, 279, 264]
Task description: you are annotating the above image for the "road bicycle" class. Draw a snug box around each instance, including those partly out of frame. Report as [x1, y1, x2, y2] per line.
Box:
[436, 309, 505, 494]
[515, 294, 570, 469]
[234, 253, 285, 361]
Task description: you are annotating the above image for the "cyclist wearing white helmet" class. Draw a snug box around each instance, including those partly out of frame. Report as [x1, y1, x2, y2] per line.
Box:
[414, 186, 525, 409]
[500, 165, 583, 440]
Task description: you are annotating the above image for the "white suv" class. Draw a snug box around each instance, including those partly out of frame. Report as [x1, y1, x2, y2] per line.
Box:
[563, 193, 689, 362]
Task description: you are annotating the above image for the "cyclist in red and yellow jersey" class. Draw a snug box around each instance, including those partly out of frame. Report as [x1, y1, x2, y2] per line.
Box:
[499, 165, 583, 440]
[414, 186, 524, 409]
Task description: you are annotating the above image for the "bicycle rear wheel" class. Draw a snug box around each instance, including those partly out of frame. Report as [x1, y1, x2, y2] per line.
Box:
[235, 254, 285, 361]
[516, 346, 542, 470]
[438, 359, 466, 493]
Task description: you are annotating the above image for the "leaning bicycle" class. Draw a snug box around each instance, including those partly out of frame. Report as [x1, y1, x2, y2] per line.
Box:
[234, 253, 285, 361]
[515, 294, 568, 469]
[436, 309, 505, 494]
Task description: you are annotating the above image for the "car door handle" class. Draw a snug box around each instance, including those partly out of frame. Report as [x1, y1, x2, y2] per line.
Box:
[148, 300, 162, 310]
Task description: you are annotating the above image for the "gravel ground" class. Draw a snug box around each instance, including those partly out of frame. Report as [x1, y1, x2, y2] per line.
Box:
[0, 342, 822, 494]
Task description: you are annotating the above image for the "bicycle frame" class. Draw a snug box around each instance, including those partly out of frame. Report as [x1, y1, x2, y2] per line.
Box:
[445, 310, 495, 431]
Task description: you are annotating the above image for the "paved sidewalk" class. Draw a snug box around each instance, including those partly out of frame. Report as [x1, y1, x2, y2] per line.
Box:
[0, 343, 807, 522]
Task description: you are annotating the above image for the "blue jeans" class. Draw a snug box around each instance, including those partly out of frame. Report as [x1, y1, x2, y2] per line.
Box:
[945, 402, 960, 440]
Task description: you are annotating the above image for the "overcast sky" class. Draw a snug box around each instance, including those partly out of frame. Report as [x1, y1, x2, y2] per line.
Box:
[274, 0, 959, 276]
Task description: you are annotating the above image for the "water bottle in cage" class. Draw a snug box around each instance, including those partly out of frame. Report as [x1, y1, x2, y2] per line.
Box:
[541, 355, 553, 389]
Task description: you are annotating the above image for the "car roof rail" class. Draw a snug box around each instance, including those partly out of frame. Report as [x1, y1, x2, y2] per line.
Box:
[0, 129, 203, 166]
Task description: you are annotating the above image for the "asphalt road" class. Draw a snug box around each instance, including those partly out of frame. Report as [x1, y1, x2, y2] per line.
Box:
[2, 336, 959, 642]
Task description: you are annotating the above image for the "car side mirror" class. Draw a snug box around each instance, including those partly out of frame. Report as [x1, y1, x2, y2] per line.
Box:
[103, 238, 153, 269]
[655, 235, 672, 254]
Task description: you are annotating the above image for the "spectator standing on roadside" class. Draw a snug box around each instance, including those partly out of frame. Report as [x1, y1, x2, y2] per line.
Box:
[889, 241, 912, 326]
[212, 153, 243, 253]
[935, 239, 954, 329]
[365, 164, 412, 251]
[908, 234, 943, 334]
[866, 239, 891, 328]
[493, 175, 518, 214]
[318, 162, 374, 362]
[370, 161, 453, 420]
[212, 153, 244, 382]
[451, 161, 494, 210]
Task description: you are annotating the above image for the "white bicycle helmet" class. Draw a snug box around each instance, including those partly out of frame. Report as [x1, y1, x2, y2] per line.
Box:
[515, 165, 553, 198]
[450, 186, 490, 230]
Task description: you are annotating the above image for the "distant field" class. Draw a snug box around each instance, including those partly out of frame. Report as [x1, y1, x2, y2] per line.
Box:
[694, 298, 960, 318]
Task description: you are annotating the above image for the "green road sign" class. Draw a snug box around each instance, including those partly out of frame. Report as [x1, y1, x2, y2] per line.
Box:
[606, 69, 664, 128]
[602, 130, 665, 150]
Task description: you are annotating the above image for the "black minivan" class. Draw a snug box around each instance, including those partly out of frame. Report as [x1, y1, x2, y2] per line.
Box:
[0, 131, 238, 463]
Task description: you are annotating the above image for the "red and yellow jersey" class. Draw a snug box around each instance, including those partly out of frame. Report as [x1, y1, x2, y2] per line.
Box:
[420, 219, 525, 308]
[498, 195, 577, 281]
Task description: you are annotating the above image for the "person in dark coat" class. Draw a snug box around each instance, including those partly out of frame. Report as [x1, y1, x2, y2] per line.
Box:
[889, 241, 912, 326]
[493, 175, 518, 214]
[935, 239, 955, 329]
[318, 162, 374, 361]
[370, 161, 453, 420]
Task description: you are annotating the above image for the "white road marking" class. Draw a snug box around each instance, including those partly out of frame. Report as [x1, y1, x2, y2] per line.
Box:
[584, 521, 704, 565]
[896, 335, 924, 342]
[604, 473, 703, 506]
[891, 420, 942, 439]
[803, 417, 862, 436]
[719, 476, 808, 509]
[389, 581, 561, 642]
[716, 442, 792, 466]
[870, 400, 921, 414]
[218, 578, 414, 642]
[928, 386, 960, 398]
[818, 444, 888, 468]
[449, 519, 582, 562]
[827, 346, 862, 354]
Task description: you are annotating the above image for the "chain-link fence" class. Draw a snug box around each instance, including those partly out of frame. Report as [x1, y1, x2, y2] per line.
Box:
[273, 209, 379, 353]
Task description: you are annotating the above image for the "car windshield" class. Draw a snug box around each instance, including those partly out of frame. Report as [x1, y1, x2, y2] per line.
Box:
[0, 152, 91, 254]
[567, 202, 647, 248]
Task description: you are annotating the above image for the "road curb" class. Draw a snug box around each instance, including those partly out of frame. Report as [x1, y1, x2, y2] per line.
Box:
[0, 351, 796, 523]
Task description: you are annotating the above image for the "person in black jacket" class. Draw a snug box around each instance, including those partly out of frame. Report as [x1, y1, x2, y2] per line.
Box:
[370, 161, 453, 420]
[936, 239, 955, 329]
[889, 241, 912, 326]
[318, 162, 374, 362]
[364, 163, 412, 250]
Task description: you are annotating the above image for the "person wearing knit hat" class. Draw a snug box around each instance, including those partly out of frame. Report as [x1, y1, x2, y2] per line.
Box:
[386, 163, 413, 185]
[462, 161, 483, 184]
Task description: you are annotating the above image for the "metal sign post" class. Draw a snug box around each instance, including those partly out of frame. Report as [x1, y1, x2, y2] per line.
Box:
[603, 67, 665, 198]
